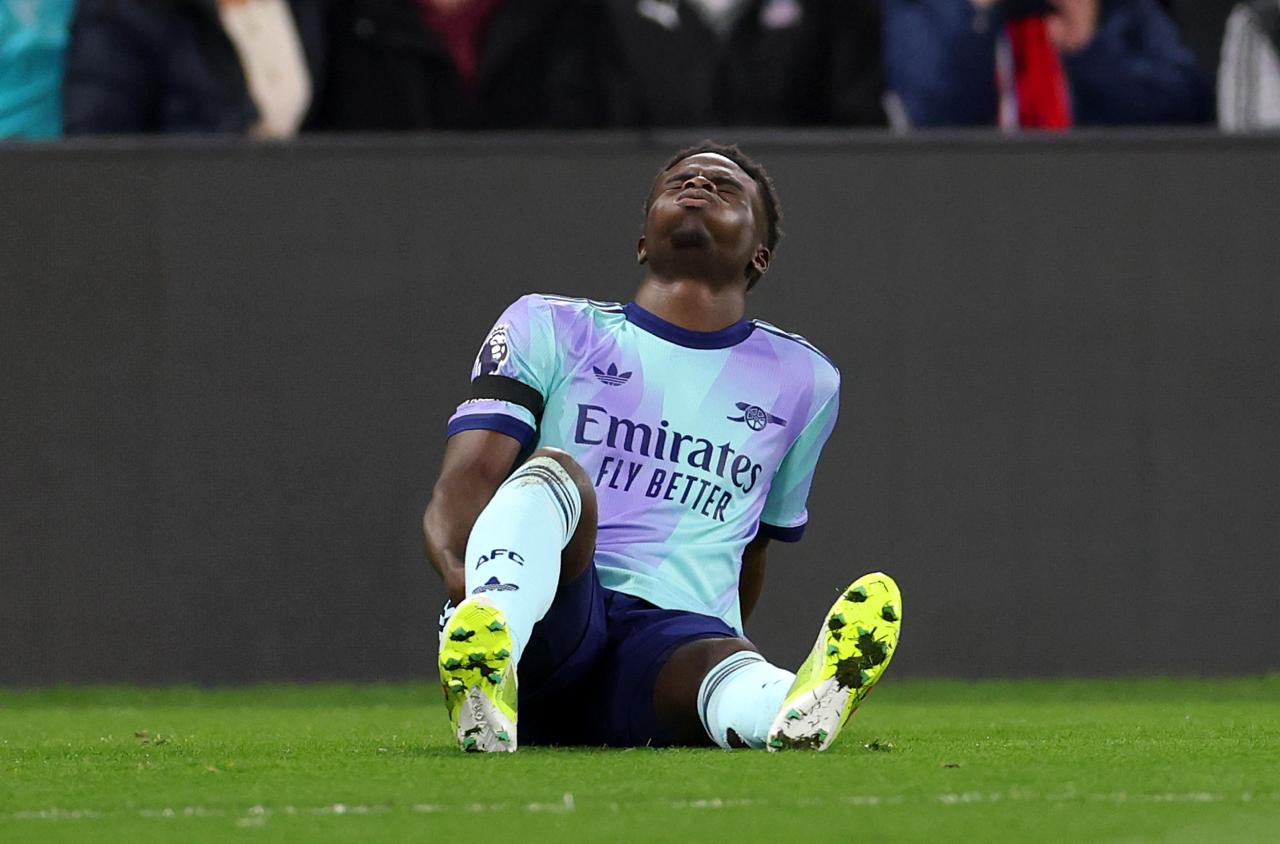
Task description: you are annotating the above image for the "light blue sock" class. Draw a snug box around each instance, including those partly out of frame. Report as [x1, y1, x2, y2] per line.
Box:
[697, 651, 795, 749]
[464, 456, 581, 664]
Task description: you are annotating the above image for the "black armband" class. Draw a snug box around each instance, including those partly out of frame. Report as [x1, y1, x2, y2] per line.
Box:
[469, 375, 545, 421]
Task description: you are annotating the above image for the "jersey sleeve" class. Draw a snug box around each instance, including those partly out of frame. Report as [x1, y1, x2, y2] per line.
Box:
[446, 295, 559, 448]
[758, 377, 840, 542]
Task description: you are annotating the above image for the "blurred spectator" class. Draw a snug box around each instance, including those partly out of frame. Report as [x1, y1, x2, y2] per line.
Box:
[884, 0, 1213, 128]
[319, 0, 576, 130]
[557, 0, 886, 128]
[1218, 0, 1280, 129]
[1166, 0, 1240, 77]
[64, 0, 326, 137]
[0, 0, 75, 139]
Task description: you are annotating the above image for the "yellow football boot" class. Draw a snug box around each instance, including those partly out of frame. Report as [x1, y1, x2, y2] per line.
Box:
[767, 572, 902, 751]
[439, 597, 518, 752]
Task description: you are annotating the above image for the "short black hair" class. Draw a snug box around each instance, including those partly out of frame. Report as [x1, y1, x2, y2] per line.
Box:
[647, 141, 783, 289]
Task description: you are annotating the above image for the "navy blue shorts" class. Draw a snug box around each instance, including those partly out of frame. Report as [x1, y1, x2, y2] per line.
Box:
[516, 565, 739, 747]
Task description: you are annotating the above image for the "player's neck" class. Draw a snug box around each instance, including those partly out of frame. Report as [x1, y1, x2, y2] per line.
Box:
[633, 277, 748, 333]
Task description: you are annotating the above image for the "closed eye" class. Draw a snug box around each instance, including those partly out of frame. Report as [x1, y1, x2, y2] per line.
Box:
[667, 175, 741, 193]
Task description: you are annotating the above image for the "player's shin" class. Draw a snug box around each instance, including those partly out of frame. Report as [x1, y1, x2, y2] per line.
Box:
[463, 455, 582, 664]
[696, 652, 795, 749]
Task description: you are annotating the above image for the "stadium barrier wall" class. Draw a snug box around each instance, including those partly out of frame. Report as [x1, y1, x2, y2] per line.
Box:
[2, 132, 1278, 684]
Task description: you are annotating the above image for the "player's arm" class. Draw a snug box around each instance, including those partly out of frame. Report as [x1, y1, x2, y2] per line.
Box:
[739, 534, 771, 623]
[422, 430, 523, 605]
[424, 294, 556, 604]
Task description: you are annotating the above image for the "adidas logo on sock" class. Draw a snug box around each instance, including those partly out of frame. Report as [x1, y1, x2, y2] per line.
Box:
[473, 576, 519, 594]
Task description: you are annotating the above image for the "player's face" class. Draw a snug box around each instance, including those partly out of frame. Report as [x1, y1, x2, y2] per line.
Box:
[643, 154, 767, 275]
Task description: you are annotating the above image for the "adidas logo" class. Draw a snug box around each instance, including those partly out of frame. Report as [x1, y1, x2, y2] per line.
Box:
[592, 363, 632, 386]
[473, 576, 519, 594]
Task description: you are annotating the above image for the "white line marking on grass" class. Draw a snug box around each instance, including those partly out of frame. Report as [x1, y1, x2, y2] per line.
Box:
[12, 810, 104, 821]
[934, 791, 1269, 806]
[137, 806, 228, 818]
[527, 793, 576, 813]
[670, 798, 759, 810]
[842, 795, 905, 806]
[8, 792, 1280, 822]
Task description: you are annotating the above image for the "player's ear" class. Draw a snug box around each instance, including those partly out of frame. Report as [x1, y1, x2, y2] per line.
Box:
[637, 236, 648, 266]
[750, 246, 771, 277]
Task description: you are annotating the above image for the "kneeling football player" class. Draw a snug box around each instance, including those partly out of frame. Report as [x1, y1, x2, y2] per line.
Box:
[423, 142, 902, 752]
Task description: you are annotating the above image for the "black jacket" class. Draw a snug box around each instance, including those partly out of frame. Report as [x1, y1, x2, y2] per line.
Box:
[64, 0, 327, 135]
[319, 0, 579, 130]
[559, 0, 887, 128]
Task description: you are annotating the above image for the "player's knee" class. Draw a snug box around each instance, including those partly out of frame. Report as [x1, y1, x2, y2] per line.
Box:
[526, 447, 595, 508]
[522, 448, 597, 582]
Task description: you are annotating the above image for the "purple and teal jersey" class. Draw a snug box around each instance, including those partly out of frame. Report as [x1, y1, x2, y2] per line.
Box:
[447, 294, 840, 634]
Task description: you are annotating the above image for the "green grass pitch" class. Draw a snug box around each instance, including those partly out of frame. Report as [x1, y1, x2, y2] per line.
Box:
[3, 678, 1278, 842]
